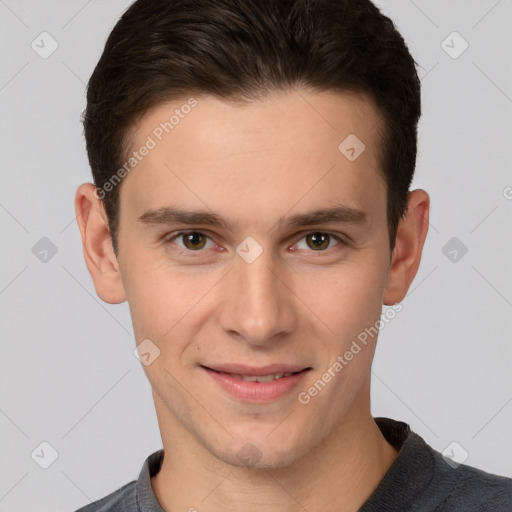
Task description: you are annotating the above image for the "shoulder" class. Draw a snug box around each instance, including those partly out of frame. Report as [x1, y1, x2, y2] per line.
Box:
[439, 454, 512, 512]
[73, 480, 137, 512]
[72, 449, 164, 512]
[367, 418, 512, 512]
[432, 455, 512, 511]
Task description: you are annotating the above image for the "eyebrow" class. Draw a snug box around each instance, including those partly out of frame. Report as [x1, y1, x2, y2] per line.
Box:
[137, 204, 369, 231]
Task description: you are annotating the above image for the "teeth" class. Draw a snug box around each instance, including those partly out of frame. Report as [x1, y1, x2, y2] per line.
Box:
[230, 372, 294, 382]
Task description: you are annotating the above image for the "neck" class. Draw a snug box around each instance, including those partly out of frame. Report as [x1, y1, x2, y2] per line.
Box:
[151, 386, 398, 512]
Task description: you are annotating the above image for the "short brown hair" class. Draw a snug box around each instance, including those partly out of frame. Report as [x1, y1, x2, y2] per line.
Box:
[83, 0, 421, 256]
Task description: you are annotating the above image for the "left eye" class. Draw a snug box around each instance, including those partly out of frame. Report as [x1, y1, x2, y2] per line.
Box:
[294, 232, 342, 251]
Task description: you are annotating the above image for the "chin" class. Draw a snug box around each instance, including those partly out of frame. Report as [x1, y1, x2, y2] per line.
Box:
[211, 437, 306, 471]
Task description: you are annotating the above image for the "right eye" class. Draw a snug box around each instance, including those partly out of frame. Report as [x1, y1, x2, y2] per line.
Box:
[165, 230, 217, 254]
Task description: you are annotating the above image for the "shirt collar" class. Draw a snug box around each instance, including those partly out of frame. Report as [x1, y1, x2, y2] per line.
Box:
[135, 449, 165, 511]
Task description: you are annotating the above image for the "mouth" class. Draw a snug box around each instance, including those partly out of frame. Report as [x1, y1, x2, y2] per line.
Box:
[200, 364, 312, 402]
[219, 371, 300, 383]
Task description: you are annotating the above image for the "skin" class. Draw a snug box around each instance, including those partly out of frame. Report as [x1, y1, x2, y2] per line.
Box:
[75, 89, 429, 511]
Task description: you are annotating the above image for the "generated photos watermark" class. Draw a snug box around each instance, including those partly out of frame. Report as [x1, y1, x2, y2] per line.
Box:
[298, 303, 403, 405]
[94, 97, 198, 200]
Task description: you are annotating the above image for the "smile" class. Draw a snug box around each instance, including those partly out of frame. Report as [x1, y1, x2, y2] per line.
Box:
[218, 371, 296, 382]
[201, 366, 311, 402]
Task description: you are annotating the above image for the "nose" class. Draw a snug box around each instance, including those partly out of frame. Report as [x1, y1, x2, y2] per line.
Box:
[217, 248, 298, 346]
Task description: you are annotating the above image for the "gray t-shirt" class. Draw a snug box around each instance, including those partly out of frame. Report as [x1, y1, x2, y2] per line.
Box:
[74, 417, 512, 511]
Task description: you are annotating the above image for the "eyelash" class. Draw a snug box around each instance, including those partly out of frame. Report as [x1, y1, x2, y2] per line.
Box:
[164, 230, 346, 257]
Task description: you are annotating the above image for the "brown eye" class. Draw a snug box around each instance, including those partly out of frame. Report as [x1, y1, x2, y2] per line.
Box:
[181, 232, 208, 250]
[305, 232, 331, 250]
[165, 230, 217, 256]
[293, 231, 343, 253]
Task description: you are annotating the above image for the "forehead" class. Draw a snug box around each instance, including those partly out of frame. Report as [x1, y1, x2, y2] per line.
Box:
[121, 89, 387, 231]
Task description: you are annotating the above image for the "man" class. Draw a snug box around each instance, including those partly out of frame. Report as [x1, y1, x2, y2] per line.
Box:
[74, 0, 512, 510]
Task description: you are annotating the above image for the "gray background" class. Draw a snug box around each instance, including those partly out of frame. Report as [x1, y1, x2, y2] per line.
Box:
[1, 0, 511, 510]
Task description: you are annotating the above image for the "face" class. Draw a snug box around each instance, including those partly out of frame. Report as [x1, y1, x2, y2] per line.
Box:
[113, 89, 394, 468]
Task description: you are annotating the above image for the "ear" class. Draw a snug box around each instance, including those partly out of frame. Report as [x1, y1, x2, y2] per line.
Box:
[383, 189, 430, 305]
[74, 183, 127, 304]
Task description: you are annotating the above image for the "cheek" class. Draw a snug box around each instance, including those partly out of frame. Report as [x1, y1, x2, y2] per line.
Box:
[293, 257, 387, 342]
[120, 248, 220, 343]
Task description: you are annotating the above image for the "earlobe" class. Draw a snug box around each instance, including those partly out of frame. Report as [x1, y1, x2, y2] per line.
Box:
[383, 189, 430, 305]
[74, 183, 127, 304]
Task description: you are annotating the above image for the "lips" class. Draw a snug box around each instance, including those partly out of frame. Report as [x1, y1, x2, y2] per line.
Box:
[202, 363, 310, 376]
[201, 364, 312, 402]
[228, 372, 296, 383]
